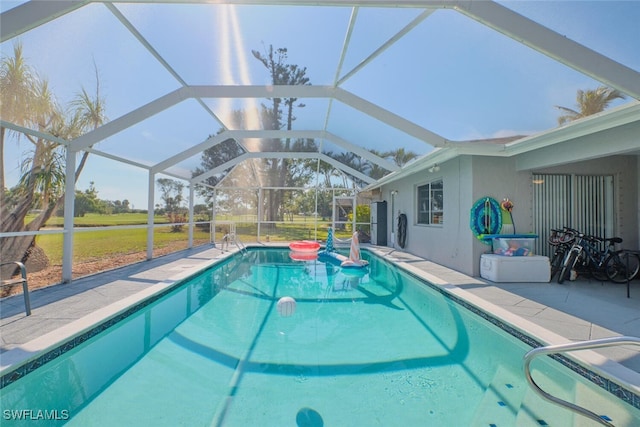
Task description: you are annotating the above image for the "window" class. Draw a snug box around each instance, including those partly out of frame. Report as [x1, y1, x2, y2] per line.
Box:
[417, 180, 443, 225]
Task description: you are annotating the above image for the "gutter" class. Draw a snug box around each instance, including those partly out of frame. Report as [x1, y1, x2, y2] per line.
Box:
[364, 101, 640, 191]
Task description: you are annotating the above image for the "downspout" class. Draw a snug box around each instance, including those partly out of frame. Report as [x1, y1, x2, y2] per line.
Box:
[390, 190, 398, 248]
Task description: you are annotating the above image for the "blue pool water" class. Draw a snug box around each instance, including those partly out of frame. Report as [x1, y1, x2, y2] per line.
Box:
[1, 248, 638, 426]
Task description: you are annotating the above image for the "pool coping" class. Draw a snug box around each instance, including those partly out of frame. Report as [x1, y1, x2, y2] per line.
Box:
[1, 245, 639, 411]
[0, 251, 233, 377]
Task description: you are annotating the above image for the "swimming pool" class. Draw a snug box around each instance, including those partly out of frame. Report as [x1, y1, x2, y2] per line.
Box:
[1, 248, 638, 426]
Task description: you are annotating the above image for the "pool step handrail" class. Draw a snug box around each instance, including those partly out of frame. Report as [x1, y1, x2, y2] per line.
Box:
[233, 234, 247, 254]
[523, 336, 640, 426]
[222, 232, 246, 254]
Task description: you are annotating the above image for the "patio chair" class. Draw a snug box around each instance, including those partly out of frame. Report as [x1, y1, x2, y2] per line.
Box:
[1, 261, 32, 316]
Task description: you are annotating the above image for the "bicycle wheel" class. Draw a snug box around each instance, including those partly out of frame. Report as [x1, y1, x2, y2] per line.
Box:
[549, 247, 566, 280]
[558, 251, 578, 284]
[591, 253, 609, 281]
[591, 264, 609, 282]
[606, 251, 640, 283]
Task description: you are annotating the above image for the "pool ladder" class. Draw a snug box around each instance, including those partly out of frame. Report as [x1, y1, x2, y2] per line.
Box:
[222, 233, 247, 254]
[523, 336, 640, 426]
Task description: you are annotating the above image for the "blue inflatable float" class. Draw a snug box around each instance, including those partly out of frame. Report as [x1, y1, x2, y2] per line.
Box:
[470, 197, 502, 244]
[320, 228, 369, 268]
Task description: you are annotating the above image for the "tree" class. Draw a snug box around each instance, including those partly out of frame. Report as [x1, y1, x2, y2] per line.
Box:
[193, 122, 248, 204]
[193, 204, 210, 218]
[385, 147, 417, 167]
[157, 178, 185, 232]
[1, 57, 63, 275]
[251, 44, 313, 221]
[193, 46, 326, 224]
[0, 43, 37, 199]
[366, 149, 390, 180]
[68, 63, 108, 182]
[73, 183, 102, 217]
[316, 157, 336, 188]
[106, 199, 131, 214]
[157, 178, 184, 213]
[1, 44, 108, 274]
[555, 86, 626, 125]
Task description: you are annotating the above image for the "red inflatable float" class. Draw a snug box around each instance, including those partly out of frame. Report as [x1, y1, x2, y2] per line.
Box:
[289, 251, 319, 261]
[288, 240, 321, 253]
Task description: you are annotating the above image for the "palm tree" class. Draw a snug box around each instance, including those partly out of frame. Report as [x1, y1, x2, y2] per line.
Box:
[0, 43, 37, 205]
[366, 149, 391, 180]
[555, 86, 626, 125]
[385, 147, 418, 168]
[69, 64, 108, 181]
[1, 74, 60, 277]
[1, 69, 59, 235]
[316, 156, 335, 188]
[1, 46, 107, 275]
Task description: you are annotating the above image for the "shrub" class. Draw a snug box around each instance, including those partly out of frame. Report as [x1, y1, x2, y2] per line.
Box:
[167, 212, 187, 232]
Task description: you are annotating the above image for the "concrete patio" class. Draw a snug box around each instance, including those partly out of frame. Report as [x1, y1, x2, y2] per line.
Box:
[1, 244, 639, 384]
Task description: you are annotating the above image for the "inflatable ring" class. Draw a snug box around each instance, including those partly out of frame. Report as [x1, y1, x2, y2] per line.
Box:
[289, 251, 319, 261]
[289, 241, 321, 253]
[397, 213, 408, 248]
[340, 259, 369, 268]
[470, 197, 502, 244]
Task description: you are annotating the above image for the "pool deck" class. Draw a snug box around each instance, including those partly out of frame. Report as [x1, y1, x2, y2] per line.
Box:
[1, 243, 639, 389]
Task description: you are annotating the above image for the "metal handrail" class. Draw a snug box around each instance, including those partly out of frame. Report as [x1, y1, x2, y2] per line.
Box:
[233, 234, 247, 253]
[221, 233, 247, 253]
[523, 336, 640, 426]
[0, 261, 31, 316]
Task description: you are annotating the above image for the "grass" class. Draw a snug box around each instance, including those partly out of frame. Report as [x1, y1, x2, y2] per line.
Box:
[34, 213, 169, 227]
[32, 213, 363, 265]
[37, 227, 211, 265]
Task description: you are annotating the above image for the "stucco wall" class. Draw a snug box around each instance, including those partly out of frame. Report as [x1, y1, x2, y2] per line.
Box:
[379, 155, 533, 276]
[378, 157, 472, 275]
[469, 156, 535, 276]
[378, 153, 639, 278]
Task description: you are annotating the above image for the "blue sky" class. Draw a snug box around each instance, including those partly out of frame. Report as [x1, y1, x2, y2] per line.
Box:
[1, 1, 639, 208]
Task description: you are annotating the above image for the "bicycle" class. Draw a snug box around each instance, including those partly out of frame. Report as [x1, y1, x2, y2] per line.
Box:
[557, 233, 620, 284]
[548, 227, 577, 281]
[604, 249, 640, 283]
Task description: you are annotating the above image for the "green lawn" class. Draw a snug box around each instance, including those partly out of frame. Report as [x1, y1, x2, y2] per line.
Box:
[31, 213, 360, 265]
[37, 227, 211, 264]
[34, 212, 169, 227]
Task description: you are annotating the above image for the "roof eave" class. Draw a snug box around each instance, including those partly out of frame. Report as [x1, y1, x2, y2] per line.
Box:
[364, 101, 640, 191]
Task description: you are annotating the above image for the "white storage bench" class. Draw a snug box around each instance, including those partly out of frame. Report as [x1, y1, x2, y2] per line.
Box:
[480, 254, 550, 283]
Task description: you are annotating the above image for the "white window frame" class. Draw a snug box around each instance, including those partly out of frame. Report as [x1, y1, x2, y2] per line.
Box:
[416, 179, 443, 225]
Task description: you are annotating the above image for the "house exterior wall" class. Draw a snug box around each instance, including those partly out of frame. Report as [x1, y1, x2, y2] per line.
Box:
[379, 155, 533, 276]
[531, 155, 639, 250]
[378, 157, 472, 275]
[469, 156, 535, 276]
[378, 151, 639, 278]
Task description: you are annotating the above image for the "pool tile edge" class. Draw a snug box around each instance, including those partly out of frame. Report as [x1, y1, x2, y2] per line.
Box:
[0, 253, 231, 382]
